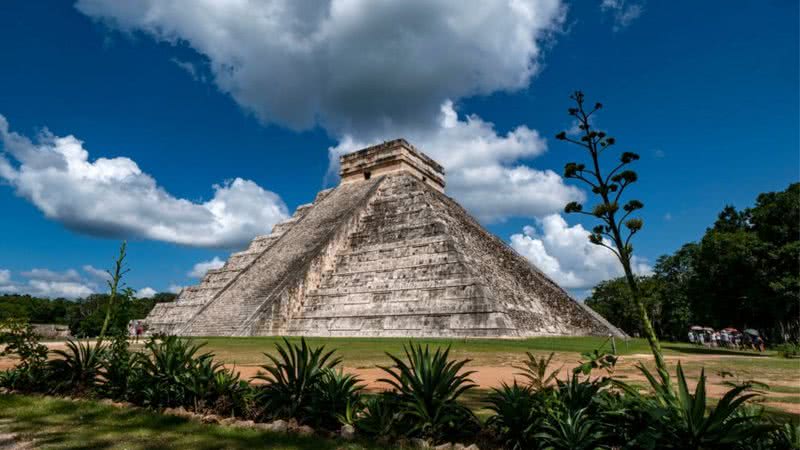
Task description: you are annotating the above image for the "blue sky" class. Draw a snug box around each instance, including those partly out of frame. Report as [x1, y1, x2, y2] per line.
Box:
[0, 0, 797, 299]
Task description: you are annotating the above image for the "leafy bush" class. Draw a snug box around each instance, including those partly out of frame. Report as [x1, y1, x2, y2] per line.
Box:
[130, 335, 215, 408]
[617, 362, 775, 449]
[353, 393, 399, 437]
[99, 332, 136, 400]
[311, 368, 363, 429]
[0, 319, 49, 392]
[486, 382, 538, 450]
[535, 407, 608, 450]
[514, 352, 560, 391]
[775, 342, 800, 358]
[48, 339, 108, 394]
[379, 343, 479, 442]
[253, 337, 341, 423]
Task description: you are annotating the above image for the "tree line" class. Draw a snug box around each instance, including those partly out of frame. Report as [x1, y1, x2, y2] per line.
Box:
[587, 182, 799, 343]
[0, 292, 175, 337]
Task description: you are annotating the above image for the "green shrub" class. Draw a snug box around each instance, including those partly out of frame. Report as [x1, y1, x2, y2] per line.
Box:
[514, 352, 560, 391]
[535, 407, 608, 450]
[486, 382, 538, 450]
[353, 392, 400, 437]
[617, 362, 775, 449]
[99, 332, 136, 400]
[0, 319, 50, 392]
[130, 335, 214, 408]
[311, 368, 363, 429]
[378, 343, 479, 442]
[775, 342, 800, 358]
[253, 337, 341, 423]
[48, 339, 108, 394]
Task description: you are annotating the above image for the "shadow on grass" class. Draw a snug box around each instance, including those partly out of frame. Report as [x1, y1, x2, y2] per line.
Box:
[0, 394, 383, 450]
[662, 344, 771, 358]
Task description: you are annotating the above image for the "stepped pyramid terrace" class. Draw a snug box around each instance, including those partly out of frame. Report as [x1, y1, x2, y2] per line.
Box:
[145, 139, 623, 338]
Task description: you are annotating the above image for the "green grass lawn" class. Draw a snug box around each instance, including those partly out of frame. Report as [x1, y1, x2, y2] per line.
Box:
[190, 335, 777, 367]
[0, 394, 390, 450]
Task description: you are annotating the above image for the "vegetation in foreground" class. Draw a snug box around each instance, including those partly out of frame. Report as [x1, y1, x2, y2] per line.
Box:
[2, 321, 798, 449]
[0, 394, 376, 450]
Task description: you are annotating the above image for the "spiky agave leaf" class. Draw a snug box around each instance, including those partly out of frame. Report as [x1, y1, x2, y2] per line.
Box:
[48, 339, 107, 394]
[378, 343, 478, 441]
[253, 337, 341, 422]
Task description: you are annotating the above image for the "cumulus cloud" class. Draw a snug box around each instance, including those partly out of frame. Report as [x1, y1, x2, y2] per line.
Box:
[0, 115, 289, 249]
[188, 257, 226, 278]
[600, 0, 644, 31]
[510, 214, 652, 290]
[328, 101, 583, 222]
[75, 0, 565, 137]
[82, 264, 112, 281]
[0, 268, 97, 298]
[168, 284, 185, 294]
[135, 287, 157, 298]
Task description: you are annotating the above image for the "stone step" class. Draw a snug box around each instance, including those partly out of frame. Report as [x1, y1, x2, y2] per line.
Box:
[330, 252, 461, 276]
[317, 264, 472, 290]
[348, 221, 447, 247]
[309, 276, 483, 296]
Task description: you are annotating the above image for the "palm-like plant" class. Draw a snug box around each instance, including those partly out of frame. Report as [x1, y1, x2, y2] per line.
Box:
[485, 382, 537, 450]
[515, 352, 560, 391]
[253, 337, 340, 422]
[536, 407, 608, 450]
[378, 343, 478, 441]
[618, 362, 774, 448]
[48, 339, 108, 394]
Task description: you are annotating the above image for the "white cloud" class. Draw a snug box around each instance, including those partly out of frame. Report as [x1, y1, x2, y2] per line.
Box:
[82, 264, 112, 281]
[135, 287, 157, 298]
[168, 284, 185, 294]
[75, 0, 566, 137]
[600, 0, 644, 31]
[170, 58, 207, 83]
[0, 115, 289, 249]
[20, 268, 82, 282]
[510, 214, 652, 290]
[328, 101, 583, 222]
[188, 257, 225, 278]
[0, 268, 97, 299]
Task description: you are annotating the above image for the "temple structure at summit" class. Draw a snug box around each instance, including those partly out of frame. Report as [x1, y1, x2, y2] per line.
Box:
[145, 139, 623, 338]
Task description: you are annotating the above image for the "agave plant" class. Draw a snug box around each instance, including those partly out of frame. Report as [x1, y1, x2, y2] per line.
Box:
[378, 343, 479, 441]
[311, 368, 364, 428]
[353, 392, 401, 437]
[618, 362, 774, 449]
[514, 352, 561, 391]
[486, 382, 537, 450]
[48, 339, 108, 394]
[253, 337, 341, 422]
[535, 407, 609, 450]
[132, 335, 215, 408]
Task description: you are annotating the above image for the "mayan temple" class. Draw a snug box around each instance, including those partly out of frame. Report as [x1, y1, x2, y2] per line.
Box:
[146, 139, 623, 338]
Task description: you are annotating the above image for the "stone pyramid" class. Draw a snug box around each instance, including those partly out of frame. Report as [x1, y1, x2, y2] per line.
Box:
[146, 139, 623, 338]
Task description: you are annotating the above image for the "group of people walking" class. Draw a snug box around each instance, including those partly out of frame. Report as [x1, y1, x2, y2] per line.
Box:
[688, 326, 765, 351]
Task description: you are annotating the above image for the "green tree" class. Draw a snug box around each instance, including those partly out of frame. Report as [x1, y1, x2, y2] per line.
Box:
[555, 91, 669, 384]
[586, 276, 660, 337]
[651, 243, 696, 341]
